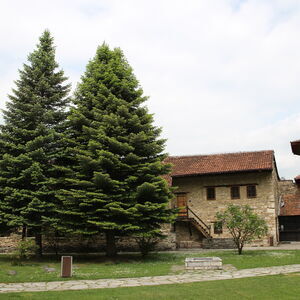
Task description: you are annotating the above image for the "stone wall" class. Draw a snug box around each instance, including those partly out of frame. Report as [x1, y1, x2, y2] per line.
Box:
[0, 234, 21, 253]
[174, 222, 204, 248]
[272, 167, 280, 241]
[0, 226, 176, 253]
[202, 237, 267, 249]
[172, 168, 280, 247]
[43, 234, 176, 252]
[278, 180, 298, 195]
[202, 238, 235, 249]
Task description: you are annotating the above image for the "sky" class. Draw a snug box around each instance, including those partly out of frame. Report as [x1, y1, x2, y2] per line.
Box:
[1, 0, 300, 179]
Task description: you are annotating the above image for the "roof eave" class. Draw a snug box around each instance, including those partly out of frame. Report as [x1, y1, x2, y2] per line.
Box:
[171, 168, 273, 179]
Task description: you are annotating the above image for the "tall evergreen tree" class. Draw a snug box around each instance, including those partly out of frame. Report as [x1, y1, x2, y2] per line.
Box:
[58, 44, 175, 256]
[0, 30, 71, 254]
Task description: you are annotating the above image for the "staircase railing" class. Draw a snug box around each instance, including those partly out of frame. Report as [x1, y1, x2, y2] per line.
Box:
[187, 206, 211, 236]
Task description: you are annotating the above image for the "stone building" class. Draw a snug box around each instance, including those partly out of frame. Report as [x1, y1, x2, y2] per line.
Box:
[165, 150, 281, 248]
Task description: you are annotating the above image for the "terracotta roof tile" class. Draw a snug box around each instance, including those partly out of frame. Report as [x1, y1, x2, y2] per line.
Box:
[164, 150, 274, 178]
[280, 194, 300, 216]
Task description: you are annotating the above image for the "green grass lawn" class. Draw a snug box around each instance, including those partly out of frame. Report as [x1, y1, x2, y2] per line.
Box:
[0, 250, 299, 283]
[2, 273, 300, 299]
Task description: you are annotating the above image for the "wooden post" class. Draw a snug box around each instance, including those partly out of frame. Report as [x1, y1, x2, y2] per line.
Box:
[61, 256, 72, 277]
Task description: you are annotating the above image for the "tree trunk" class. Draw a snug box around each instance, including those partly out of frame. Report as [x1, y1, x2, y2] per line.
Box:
[106, 231, 117, 257]
[35, 232, 43, 257]
[54, 230, 59, 258]
[238, 246, 243, 255]
[21, 226, 27, 240]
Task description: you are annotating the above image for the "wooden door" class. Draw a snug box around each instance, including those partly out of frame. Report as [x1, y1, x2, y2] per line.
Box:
[176, 194, 187, 217]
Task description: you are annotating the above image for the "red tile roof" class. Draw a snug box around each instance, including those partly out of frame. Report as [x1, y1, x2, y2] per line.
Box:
[165, 150, 274, 178]
[280, 194, 300, 216]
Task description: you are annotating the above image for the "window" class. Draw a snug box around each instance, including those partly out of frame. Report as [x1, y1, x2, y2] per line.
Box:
[247, 185, 257, 198]
[231, 186, 240, 199]
[214, 221, 223, 234]
[207, 187, 215, 200]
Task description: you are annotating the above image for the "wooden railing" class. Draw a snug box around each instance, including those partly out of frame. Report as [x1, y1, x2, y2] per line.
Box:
[187, 206, 211, 235]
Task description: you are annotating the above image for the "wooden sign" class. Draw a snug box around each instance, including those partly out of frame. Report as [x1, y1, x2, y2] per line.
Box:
[61, 256, 73, 277]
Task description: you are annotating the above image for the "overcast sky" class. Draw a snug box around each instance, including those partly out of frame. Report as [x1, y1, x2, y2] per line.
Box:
[1, 0, 300, 179]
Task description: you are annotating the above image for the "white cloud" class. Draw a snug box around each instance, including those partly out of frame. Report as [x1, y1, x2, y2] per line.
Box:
[1, 0, 300, 178]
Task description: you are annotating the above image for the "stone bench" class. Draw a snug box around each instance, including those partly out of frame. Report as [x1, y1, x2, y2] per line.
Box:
[185, 257, 222, 270]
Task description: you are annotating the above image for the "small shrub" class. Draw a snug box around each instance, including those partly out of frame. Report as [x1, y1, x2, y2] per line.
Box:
[11, 239, 38, 265]
[135, 233, 164, 257]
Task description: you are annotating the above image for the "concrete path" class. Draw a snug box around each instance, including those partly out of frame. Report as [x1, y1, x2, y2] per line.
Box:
[172, 242, 300, 252]
[0, 264, 300, 293]
[245, 242, 300, 251]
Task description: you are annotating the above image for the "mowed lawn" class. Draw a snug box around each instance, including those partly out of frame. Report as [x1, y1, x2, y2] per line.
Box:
[0, 250, 300, 283]
[2, 274, 300, 299]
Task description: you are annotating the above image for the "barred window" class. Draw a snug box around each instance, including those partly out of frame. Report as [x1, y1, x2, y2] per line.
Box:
[247, 185, 257, 198]
[231, 186, 240, 199]
[207, 187, 215, 200]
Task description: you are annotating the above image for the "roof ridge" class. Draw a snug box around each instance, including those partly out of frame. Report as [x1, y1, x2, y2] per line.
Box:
[167, 150, 274, 159]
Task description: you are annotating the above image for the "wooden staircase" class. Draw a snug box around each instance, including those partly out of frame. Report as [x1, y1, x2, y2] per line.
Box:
[177, 206, 212, 239]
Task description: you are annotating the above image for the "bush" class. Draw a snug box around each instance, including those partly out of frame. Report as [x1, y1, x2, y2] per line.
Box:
[135, 233, 164, 257]
[11, 239, 38, 265]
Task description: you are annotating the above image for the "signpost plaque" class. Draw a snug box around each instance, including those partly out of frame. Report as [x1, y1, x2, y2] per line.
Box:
[61, 256, 73, 277]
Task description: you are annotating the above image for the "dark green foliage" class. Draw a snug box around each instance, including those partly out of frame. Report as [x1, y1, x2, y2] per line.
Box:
[58, 43, 175, 256]
[11, 239, 38, 265]
[216, 204, 268, 255]
[0, 30, 71, 253]
[135, 232, 164, 257]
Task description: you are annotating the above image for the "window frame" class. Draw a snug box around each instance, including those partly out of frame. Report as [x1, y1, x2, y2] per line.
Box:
[206, 187, 216, 200]
[230, 186, 240, 199]
[247, 185, 257, 198]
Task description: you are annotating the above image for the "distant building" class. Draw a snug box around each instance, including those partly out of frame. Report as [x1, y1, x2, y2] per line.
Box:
[278, 140, 300, 241]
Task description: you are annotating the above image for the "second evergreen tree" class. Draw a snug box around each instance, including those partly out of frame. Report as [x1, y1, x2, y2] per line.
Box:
[59, 44, 175, 256]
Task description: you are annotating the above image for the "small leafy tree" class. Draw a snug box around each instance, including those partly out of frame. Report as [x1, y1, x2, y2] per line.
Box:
[216, 204, 268, 255]
[134, 231, 166, 257]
